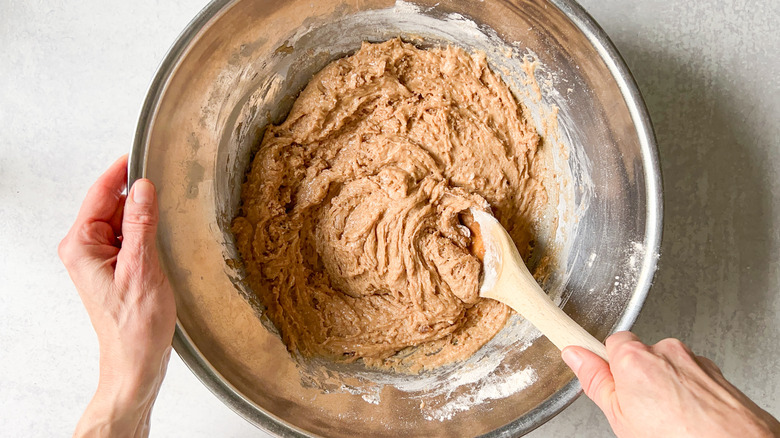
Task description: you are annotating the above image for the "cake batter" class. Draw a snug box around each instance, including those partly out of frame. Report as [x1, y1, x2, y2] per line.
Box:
[232, 39, 547, 371]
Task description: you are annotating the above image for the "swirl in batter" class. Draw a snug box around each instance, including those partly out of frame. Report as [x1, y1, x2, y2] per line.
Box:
[233, 39, 547, 371]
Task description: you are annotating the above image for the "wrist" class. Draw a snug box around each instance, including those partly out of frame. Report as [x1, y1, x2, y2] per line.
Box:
[74, 387, 151, 438]
[96, 343, 172, 403]
[93, 373, 157, 417]
[74, 347, 171, 437]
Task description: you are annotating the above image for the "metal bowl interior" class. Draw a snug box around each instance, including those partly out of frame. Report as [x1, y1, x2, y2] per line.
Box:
[129, 0, 661, 436]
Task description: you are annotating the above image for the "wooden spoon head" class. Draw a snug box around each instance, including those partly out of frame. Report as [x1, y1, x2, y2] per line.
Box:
[467, 208, 507, 297]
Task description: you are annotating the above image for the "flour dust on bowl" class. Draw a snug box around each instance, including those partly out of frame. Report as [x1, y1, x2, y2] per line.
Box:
[129, 0, 662, 436]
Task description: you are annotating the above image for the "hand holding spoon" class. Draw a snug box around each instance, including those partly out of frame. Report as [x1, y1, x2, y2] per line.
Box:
[468, 208, 608, 360]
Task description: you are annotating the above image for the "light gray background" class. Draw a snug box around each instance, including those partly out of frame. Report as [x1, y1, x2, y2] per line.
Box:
[1, 0, 778, 436]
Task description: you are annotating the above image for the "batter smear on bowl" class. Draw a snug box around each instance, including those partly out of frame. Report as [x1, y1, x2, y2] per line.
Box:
[232, 38, 547, 371]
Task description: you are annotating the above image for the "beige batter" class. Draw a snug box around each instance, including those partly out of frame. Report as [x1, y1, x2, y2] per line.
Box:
[233, 39, 547, 371]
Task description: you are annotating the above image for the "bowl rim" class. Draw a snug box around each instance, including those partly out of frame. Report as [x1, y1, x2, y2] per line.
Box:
[128, 0, 663, 436]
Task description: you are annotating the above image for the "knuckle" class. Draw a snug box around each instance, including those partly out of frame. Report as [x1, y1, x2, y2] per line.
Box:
[656, 337, 684, 349]
[57, 237, 70, 261]
[124, 208, 157, 227]
[613, 342, 648, 370]
[621, 339, 647, 355]
[58, 235, 79, 266]
[605, 331, 639, 349]
[655, 338, 692, 357]
[77, 221, 101, 240]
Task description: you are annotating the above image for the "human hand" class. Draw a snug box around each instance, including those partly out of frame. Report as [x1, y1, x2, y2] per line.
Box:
[59, 155, 176, 437]
[562, 331, 780, 438]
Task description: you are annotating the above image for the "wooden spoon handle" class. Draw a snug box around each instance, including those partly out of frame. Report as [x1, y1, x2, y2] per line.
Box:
[485, 255, 609, 361]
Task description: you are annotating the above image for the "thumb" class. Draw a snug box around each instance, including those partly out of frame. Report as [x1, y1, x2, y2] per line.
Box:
[562, 346, 616, 417]
[117, 179, 160, 279]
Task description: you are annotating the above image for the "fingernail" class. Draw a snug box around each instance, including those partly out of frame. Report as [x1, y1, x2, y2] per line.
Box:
[132, 180, 154, 205]
[562, 348, 584, 373]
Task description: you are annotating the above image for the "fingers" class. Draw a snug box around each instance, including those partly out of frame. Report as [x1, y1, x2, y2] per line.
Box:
[564, 331, 645, 420]
[59, 156, 129, 270]
[651, 338, 696, 364]
[116, 179, 161, 284]
[562, 346, 616, 417]
[648, 339, 720, 379]
[75, 155, 129, 231]
[605, 331, 641, 356]
[109, 194, 127, 237]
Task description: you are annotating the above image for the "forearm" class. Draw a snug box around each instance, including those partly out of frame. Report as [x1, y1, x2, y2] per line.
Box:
[74, 347, 171, 438]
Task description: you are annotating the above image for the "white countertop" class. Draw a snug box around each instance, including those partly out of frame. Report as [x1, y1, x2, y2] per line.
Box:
[2, 1, 778, 436]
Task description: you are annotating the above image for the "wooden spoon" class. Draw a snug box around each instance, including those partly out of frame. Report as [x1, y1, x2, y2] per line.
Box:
[468, 208, 608, 361]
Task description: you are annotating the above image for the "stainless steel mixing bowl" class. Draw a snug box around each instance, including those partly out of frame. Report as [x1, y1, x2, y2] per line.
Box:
[129, 0, 662, 436]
